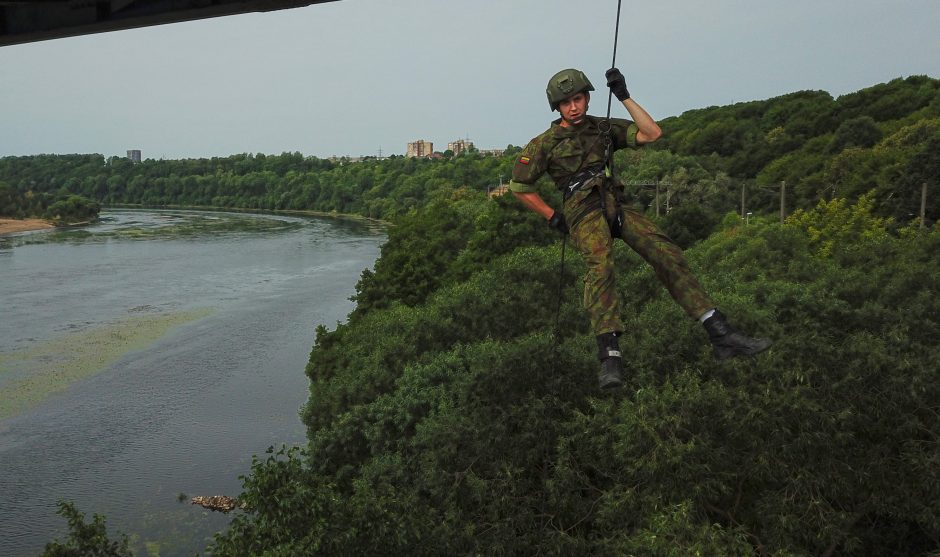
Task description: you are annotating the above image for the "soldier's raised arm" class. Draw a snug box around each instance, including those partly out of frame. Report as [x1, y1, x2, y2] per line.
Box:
[606, 68, 662, 144]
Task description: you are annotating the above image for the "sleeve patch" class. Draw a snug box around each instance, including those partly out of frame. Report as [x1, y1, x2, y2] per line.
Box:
[518, 156, 530, 165]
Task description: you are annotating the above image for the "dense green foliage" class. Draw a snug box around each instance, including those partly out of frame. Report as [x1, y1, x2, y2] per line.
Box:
[0, 151, 515, 222]
[209, 189, 940, 555]
[645, 75, 940, 225]
[41, 501, 132, 557]
[0, 180, 100, 224]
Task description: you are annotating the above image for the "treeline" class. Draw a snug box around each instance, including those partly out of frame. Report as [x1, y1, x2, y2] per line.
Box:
[3, 75, 939, 231]
[0, 150, 519, 222]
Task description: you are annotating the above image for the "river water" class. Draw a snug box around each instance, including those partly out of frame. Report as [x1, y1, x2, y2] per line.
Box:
[0, 209, 385, 556]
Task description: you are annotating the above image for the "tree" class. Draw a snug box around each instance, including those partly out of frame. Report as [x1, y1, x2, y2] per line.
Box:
[41, 501, 132, 557]
[828, 115, 884, 153]
[44, 194, 101, 224]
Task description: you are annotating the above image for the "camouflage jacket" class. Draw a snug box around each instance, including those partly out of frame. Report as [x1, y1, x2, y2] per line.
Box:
[508, 115, 639, 194]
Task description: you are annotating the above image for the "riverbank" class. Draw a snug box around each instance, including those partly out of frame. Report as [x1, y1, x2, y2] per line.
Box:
[108, 203, 392, 227]
[0, 218, 55, 235]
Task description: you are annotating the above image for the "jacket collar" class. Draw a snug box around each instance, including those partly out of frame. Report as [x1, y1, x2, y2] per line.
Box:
[551, 115, 601, 138]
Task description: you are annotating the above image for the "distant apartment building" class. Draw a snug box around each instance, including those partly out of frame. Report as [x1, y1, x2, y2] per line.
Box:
[406, 140, 433, 158]
[126, 149, 141, 163]
[447, 139, 474, 156]
[479, 148, 505, 157]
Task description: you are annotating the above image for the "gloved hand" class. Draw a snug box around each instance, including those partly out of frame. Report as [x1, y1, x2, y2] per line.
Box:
[548, 210, 568, 235]
[606, 68, 630, 102]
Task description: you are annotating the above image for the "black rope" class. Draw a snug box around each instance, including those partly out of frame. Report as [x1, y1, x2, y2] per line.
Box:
[552, 235, 567, 341]
[603, 0, 625, 237]
[548, 233, 567, 378]
[605, 0, 623, 122]
[601, 0, 624, 167]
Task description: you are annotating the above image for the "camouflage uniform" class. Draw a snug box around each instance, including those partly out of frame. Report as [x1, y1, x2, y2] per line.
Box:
[509, 115, 715, 335]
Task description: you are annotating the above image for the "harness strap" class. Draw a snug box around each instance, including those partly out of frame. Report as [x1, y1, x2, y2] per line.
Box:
[603, 133, 624, 238]
[560, 162, 606, 201]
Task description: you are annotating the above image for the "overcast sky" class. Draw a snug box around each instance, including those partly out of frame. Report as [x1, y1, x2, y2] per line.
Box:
[2, 0, 938, 160]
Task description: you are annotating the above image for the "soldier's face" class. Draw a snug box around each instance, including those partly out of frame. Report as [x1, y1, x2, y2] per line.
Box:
[558, 92, 589, 126]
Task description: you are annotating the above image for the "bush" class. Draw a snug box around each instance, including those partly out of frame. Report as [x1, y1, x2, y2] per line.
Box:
[41, 501, 132, 557]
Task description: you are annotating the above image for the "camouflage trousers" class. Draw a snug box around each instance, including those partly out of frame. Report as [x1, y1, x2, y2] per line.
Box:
[567, 192, 715, 336]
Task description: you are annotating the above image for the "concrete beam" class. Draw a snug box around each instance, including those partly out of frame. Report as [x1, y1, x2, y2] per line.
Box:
[0, 0, 339, 47]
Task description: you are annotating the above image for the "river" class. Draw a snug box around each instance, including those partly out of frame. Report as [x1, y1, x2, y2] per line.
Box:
[0, 209, 385, 556]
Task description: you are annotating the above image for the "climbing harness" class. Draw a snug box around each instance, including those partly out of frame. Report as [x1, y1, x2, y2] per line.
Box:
[560, 162, 606, 201]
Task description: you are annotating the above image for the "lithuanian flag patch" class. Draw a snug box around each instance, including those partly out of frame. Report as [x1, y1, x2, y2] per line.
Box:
[518, 156, 530, 165]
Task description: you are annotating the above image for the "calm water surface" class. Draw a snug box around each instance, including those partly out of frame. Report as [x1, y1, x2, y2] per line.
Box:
[0, 209, 385, 556]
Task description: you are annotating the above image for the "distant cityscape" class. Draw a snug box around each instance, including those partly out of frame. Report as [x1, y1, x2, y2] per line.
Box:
[406, 139, 504, 159]
[330, 139, 505, 163]
[125, 138, 507, 165]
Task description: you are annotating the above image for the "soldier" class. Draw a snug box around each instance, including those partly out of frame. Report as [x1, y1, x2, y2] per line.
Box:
[509, 67, 771, 390]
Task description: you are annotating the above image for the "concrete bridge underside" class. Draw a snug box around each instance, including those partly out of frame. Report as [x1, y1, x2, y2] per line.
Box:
[0, 0, 338, 47]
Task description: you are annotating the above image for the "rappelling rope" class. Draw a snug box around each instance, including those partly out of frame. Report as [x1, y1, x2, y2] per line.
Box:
[551, 235, 567, 345]
[605, 0, 623, 122]
[602, 0, 623, 169]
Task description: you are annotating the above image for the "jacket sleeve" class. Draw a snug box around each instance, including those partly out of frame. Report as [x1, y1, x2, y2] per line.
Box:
[508, 137, 549, 193]
[613, 118, 640, 150]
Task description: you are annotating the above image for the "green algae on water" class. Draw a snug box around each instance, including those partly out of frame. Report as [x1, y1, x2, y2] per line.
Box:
[0, 307, 215, 421]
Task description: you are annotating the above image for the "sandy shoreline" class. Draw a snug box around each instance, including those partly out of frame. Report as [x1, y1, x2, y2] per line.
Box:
[0, 218, 55, 235]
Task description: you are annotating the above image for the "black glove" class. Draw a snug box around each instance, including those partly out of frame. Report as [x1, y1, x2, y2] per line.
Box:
[548, 211, 568, 235]
[606, 67, 630, 102]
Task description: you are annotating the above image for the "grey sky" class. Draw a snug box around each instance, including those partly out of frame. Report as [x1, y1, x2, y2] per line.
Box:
[2, 0, 938, 160]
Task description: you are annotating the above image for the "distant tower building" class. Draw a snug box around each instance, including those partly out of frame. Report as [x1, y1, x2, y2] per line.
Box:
[406, 140, 433, 158]
[126, 149, 141, 163]
[447, 139, 475, 156]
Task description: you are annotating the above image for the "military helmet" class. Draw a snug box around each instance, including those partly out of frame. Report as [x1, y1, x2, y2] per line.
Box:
[546, 68, 594, 111]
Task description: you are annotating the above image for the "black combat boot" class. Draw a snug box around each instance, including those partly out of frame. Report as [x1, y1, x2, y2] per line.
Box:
[702, 310, 772, 360]
[596, 332, 624, 390]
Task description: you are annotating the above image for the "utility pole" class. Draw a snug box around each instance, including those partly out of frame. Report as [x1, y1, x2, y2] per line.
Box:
[922, 182, 928, 229]
[780, 181, 786, 224]
[740, 181, 746, 220]
[655, 181, 661, 217]
[665, 182, 672, 214]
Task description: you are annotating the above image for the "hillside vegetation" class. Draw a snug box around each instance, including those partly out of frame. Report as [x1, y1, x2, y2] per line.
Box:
[204, 190, 940, 556]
